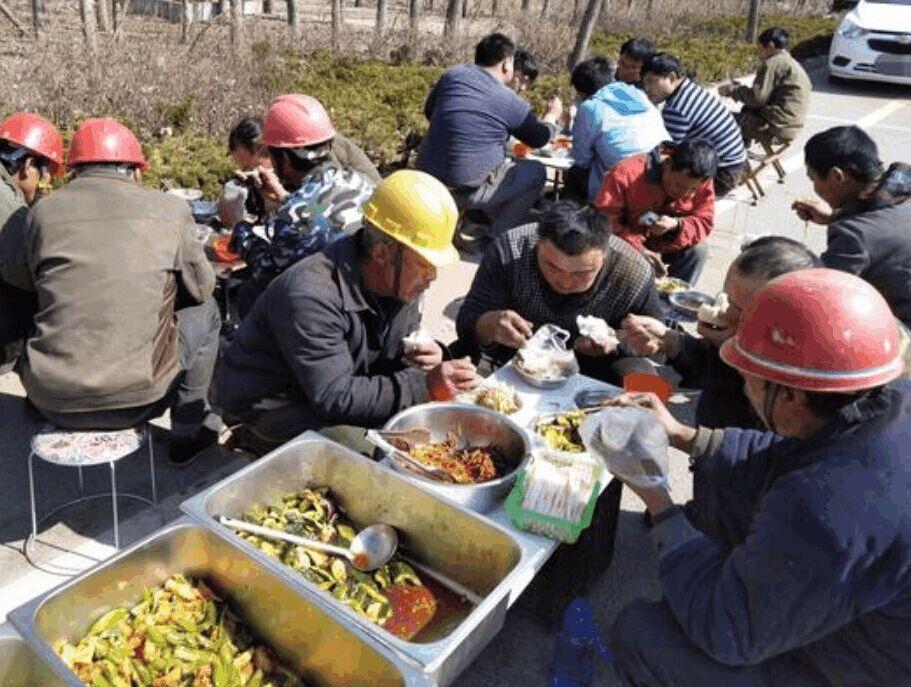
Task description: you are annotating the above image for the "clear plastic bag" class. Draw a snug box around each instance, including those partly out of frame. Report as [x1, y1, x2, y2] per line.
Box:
[517, 324, 580, 379]
[580, 406, 669, 488]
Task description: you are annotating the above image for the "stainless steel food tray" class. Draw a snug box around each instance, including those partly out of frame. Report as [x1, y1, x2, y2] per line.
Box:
[0, 623, 71, 687]
[180, 432, 535, 685]
[9, 520, 430, 687]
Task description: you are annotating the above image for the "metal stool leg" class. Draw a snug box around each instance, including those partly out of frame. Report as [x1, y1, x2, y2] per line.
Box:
[78, 466, 84, 496]
[109, 461, 119, 549]
[147, 425, 157, 505]
[28, 452, 39, 544]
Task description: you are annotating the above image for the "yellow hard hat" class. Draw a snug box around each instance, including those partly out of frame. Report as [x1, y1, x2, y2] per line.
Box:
[363, 169, 460, 268]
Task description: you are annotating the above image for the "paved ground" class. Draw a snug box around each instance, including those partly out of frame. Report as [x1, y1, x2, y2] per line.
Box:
[0, 60, 909, 683]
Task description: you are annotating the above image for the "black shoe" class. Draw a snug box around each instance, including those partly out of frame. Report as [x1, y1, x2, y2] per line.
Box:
[168, 428, 219, 467]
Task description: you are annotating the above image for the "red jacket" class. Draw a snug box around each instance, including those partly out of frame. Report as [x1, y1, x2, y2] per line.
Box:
[594, 149, 715, 254]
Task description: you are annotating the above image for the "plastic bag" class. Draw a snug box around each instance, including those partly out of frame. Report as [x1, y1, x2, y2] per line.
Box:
[580, 406, 669, 488]
[517, 324, 580, 379]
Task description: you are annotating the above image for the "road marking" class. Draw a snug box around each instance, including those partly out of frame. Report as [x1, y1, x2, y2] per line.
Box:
[808, 113, 911, 134]
[716, 98, 910, 217]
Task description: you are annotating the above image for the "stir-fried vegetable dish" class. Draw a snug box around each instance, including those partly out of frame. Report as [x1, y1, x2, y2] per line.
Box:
[536, 411, 587, 453]
[408, 440, 503, 483]
[55, 573, 305, 687]
[473, 384, 520, 415]
[235, 488, 437, 640]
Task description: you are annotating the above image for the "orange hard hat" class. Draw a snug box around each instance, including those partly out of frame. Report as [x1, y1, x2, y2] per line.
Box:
[0, 112, 65, 176]
[720, 268, 903, 393]
[261, 94, 336, 149]
[67, 118, 149, 171]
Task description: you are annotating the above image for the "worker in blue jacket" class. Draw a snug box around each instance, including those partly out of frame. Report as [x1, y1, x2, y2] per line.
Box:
[604, 267, 911, 686]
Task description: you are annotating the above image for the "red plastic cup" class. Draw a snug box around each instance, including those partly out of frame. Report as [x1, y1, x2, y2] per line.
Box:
[622, 372, 673, 404]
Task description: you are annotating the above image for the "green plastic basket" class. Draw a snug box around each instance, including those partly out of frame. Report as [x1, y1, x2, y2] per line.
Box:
[505, 468, 601, 544]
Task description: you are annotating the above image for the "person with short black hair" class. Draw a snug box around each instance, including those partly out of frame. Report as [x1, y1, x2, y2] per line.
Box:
[617, 38, 654, 88]
[417, 33, 563, 238]
[792, 125, 911, 327]
[595, 140, 717, 284]
[622, 235, 821, 429]
[511, 49, 539, 93]
[456, 200, 666, 385]
[718, 26, 812, 147]
[219, 116, 272, 227]
[568, 56, 669, 202]
[643, 53, 747, 196]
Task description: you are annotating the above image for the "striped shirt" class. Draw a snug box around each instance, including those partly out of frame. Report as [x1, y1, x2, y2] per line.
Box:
[661, 79, 746, 169]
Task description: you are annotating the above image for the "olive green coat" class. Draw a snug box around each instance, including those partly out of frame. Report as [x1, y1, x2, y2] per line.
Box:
[732, 50, 812, 142]
[5, 171, 215, 412]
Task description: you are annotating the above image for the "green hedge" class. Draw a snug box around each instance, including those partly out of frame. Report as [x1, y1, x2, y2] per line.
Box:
[142, 14, 838, 198]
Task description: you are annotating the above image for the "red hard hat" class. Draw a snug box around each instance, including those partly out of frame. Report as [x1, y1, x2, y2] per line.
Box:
[720, 268, 903, 393]
[0, 112, 65, 176]
[67, 118, 149, 171]
[261, 94, 336, 149]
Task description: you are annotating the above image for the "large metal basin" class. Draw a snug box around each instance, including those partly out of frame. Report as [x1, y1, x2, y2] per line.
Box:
[180, 432, 529, 685]
[381, 403, 531, 513]
[0, 625, 70, 687]
[9, 522, 428, 687]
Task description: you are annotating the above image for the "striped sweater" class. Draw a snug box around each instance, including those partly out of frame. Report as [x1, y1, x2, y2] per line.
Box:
[661, 79, 747, 169]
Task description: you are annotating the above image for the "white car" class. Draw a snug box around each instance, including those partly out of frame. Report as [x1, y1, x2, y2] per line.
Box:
[829, 0, 911, 85]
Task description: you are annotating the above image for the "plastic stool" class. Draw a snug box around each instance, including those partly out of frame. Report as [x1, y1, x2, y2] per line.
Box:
[26, 424, 157, 554]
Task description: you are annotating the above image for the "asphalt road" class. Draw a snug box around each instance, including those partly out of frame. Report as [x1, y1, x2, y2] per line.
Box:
[0, 59, 908, 684]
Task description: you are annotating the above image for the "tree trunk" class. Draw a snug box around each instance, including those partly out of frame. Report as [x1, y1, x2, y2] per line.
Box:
[745, 0, 761, 42]
[443, 0, 459, 35]
[426, 0, 433, 10]
[521, 0, 530, 13]
[331, 0, 342, 49]
[491, 0, 498, 16]
[570, 0, 579, 24]
[645, 0, 653, 19]
[79, 0, 98, 53]
[180, 0, 189, 42]
[568, 0, 603, 69]
[31, 0, 43, 38]
[461, 0, 467, 18]
[230, 0, 244, 53]
[263, 0, 273, 11]
[96, 0, 111, 31]
[375, 0, 387, 34]
[540, 0, 549, 17]
[355, 0, 362, 8]
[287, 0, 301, 41]
[409, 0, 420, 30]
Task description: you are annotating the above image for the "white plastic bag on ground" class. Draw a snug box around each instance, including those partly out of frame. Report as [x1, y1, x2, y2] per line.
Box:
[580, 406, 669, 488]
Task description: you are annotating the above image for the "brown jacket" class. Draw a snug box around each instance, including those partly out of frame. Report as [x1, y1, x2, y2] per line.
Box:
[329, 134, 381, 185]
[732, 50, 812, 141]
[6, 170, 215, 412]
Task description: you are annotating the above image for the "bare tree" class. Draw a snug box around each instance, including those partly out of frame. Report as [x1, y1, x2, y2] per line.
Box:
[376, 0, 387, 34]
[540, 0, 549, 17]
[287, 0, 301, 41]
[96, 0, 111, 31]
[745, 0, 761, 42]
[230, 0, 244, 53]
[461, 0, 467, 19]
[409, 0, 420, 30]
[355, 0, 363, 8]
[443, 0, 460, 35]
[331, 0, 342, 49]
[79, 0, 98, 53]
[491, 0, 498, 16]
[568, 0, 604, 69]
[31, 0, 43, 38]
[180, 0, 189, 42]
[521, 0, 531, 13]
[263, 0, 273, 11]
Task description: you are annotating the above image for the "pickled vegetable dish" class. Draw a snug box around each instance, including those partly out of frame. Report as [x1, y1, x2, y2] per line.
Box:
[234, 488, 437, 640]
[536, 411, 587, 453]
[473, 385, 520, 415]
[55, 573, 305, 687]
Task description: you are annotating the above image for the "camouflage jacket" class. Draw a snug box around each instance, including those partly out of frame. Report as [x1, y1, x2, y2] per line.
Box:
[230, 163, 375, 283]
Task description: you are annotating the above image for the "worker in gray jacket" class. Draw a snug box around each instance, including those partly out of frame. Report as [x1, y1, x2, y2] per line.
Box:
[2, 118, 220, 466]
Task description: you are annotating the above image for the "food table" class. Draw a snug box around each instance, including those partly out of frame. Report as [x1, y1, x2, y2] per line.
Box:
[509, 138, 575, 199]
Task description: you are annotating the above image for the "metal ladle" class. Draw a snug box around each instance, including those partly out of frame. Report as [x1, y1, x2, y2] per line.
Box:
[219, 516, 398, 572]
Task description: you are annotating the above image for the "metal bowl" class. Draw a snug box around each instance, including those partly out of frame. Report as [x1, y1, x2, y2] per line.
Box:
[669, 289, 715, 317]
[380, 403, 531, 513]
